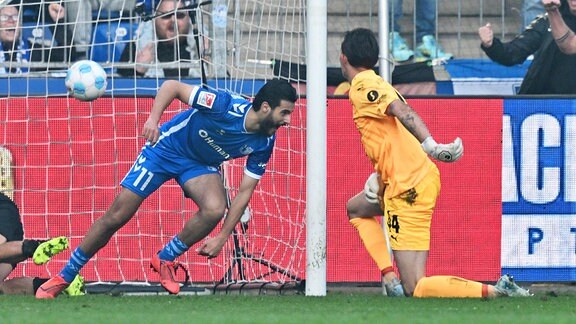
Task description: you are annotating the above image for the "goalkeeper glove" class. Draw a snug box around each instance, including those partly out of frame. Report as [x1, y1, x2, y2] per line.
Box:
[364, 172, 380, 204]
[421, 136, 463, 162]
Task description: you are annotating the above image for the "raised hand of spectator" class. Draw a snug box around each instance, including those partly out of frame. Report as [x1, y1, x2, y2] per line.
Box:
[542, 0, 561, 11]
[478, 23, 494, 47]
[135, 43, 155, 75]
[48, 3, 65, 22]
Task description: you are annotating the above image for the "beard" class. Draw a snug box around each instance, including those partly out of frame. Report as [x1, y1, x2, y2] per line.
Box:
[259, 116, 281, 136]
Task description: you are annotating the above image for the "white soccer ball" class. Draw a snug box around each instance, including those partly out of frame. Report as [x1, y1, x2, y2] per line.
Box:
[65, 60, 108, 101]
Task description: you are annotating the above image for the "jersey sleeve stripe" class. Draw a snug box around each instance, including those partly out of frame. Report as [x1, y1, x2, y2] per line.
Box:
[188, 86, 201, 106]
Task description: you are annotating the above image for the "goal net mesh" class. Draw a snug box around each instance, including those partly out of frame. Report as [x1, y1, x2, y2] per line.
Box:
[0, 0, 307, 290]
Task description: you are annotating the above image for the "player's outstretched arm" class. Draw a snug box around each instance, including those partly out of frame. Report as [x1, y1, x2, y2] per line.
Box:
[143, 80, 196, 144]
[387, 99, 463, 162]
[197, 175, 259, 259]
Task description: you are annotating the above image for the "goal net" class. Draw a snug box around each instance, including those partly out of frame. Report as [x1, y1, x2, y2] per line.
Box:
[0, 0, 307, 293]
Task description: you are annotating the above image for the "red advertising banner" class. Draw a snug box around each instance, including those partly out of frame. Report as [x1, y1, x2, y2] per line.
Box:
[0, 97, 502, 283]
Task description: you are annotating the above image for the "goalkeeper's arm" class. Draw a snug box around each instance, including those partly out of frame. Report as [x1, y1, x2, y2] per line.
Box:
[386, 99, 463, 162]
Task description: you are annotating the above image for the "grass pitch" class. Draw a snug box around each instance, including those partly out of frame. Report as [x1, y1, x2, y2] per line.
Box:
[2, 291, 575, 324]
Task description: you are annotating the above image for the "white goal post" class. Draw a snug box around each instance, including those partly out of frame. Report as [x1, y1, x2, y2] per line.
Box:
[305, 0, 327, 297]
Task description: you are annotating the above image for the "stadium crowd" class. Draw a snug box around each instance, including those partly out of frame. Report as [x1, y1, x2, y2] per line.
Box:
[1, 0, 573, 95]
[0, 0, 561, 84]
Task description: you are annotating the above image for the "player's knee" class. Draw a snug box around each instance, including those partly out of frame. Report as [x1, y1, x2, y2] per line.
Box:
[199, 203, 226, 223]
[95, 217, 120, 233]
[98, 210, 131, 232]
[346, 199, 361, 219]
[99, 196, 139, 230]
[403, 285, 415, 297]
[402, 278, 419, 297]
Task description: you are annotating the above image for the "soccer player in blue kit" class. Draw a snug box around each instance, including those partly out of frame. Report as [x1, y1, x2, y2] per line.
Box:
[36, 79, 298, 298]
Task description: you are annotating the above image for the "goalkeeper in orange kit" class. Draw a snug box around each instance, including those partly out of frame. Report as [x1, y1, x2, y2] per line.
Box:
[340, 28, 531, 298]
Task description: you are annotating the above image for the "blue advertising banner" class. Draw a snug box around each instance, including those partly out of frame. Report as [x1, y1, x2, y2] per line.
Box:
[502, 98, 576, 281]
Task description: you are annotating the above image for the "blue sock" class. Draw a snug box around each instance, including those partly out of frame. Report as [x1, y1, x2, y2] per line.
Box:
[59, 247, 90, 283]
[158, 235, 189, 261]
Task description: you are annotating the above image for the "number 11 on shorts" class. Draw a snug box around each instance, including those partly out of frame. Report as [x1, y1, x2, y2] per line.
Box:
[132, 157, 154, 191]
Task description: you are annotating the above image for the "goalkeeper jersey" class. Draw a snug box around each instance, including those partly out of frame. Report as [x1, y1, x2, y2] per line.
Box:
[349, 70, 435, 198]
[147, 86, 275, 179]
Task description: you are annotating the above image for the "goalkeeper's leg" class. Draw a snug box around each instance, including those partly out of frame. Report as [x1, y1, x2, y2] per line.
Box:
[347, 192, 404, 297]
[0, 275, 85, 296]
[0, 277, 38, 295]
[412, 273, 531, 298]
[32, 237, 69, 265]
[387, 166, 518, 298]
[0, 277, 50, 295]
[0, 238, 69, 265]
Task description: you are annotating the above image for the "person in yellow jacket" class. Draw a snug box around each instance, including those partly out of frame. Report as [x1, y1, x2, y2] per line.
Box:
[340, 28, 530, 298]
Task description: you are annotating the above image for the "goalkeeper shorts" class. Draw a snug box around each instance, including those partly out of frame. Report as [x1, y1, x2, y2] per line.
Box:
[0, 192, 24, 242]
[383, 165, 440, 251]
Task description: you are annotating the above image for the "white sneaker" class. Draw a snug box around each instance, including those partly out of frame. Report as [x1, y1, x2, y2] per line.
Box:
[495, 274, 532, 297]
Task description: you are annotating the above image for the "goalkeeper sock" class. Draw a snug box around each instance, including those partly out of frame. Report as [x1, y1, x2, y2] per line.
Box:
[413, 276, 488, 298]
[32, 277, 49, 294]
[158, 235, 189, 261]
[59, 247, 90, 283]
[22, 239, 42, 258]
[349, 217, 394, 274]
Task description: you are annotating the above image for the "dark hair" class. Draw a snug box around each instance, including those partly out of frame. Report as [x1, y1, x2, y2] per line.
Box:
[252, 79, 297, 111]
[155, 0, 184, 11]
[341, 28, 379, 69]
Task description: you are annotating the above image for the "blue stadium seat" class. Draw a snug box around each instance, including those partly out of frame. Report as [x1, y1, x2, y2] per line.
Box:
[90, 21, 137, 63]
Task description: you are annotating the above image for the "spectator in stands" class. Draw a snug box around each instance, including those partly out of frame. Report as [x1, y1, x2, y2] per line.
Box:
[523, 0, 546, 30]
[18, 0, 66, 25]
[478, 0, 576, 94]
[0, 191, 84, 296]
[542, 0, 576, 54]
[64, 0, 137, 60]
[389, 0, 452, 62]
[0, 3, 30, 73]
[0, 2, 70, 73]
[18, 0, 76, 60]
[117, 0, 202, 78]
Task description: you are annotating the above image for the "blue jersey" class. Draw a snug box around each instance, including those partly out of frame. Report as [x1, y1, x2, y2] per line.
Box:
[147, 86, 275, 179]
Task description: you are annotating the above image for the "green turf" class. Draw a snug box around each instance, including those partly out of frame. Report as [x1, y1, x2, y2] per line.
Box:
[2, 292, 575, 324]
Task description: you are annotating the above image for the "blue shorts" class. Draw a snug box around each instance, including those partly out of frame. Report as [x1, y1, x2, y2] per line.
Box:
[121, 145, 220, 198]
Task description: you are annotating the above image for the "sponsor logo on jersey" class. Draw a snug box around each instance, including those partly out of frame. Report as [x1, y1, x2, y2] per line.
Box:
[198, 129, 230, 159]
[367, 90, 379, 102]
[239, 145, 254, 155]
[197, 91, 216, 109]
